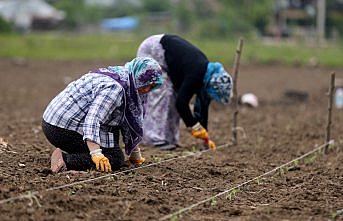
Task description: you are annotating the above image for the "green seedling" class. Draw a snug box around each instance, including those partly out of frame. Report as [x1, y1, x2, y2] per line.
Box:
[272, 167, 286, 178]
[74, 184, 84, 190]
[257, 137, 264, 145]
[152, 156, 162, 163]
[331, 209, 343, 220]
[278, 167, 285, 177]
[331, 211, 338, 220]
[210, 197, 217, 207]
[255, 177, 262, 185]
[293, 159, 299, 166]
[170, 213, 183, 221]
[328, 142, 335, 150]
[304, 154, 317, 165]
[128, 171, 136, 177]
[170, 214, 179, 221]
[106, 176, 117, 181]
[67, 184, 85, 195]
[67, 190, 76, 196]
[226, 188, 240, 201]
[286, 160, 299, 171]
[330, 209, 343, 220]
[191, 146, 197, 153]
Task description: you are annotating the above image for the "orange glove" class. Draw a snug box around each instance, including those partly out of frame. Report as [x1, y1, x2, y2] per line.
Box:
[192, 123, 216, 151]
[90, 149, 112, 172]
[204, 138, 216, 150]
[191, 123, 209, 139]
[129, 147, 145, 166]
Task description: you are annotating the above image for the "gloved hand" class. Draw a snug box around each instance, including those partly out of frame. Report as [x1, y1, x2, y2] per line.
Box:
[204, 138, 216, 151]
[90, 149, 112, 172]
[191, 123, 216, 151]
[129, 147, 145, 166]
[191, 122, 209, 139]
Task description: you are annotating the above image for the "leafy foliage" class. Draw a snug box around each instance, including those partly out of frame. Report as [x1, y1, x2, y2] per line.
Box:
[0, 17, 12, 33]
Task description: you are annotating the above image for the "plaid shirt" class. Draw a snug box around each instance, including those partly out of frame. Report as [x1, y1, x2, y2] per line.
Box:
[43, 73, 125, 147]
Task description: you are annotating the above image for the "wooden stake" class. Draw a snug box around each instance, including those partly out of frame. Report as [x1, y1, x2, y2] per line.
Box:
[325, 72, 335, 153]
[231, 38, 244, 145]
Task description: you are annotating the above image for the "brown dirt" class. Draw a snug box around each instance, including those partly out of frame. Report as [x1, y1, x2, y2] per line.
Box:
[0, 59, 342, 221]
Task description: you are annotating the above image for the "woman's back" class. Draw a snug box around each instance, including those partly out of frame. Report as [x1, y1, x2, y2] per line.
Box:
[160, 34, 209, 90]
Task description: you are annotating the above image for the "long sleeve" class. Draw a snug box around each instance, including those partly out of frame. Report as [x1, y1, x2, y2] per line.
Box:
[175, 77, 202, 127]
[194, 89, 211, 130]
[83, 85, 124, 145]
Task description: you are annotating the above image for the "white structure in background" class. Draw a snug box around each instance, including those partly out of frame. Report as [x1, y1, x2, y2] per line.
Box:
[85, 0, 141, 7]
[335, 79, 343, 109]
[241, 93, 259, 108]
[85, 0, 117, 7]
[0, 0, 65, 31]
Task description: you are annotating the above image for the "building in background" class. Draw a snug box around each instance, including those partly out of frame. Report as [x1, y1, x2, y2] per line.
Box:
[270, 0, 343, 39]
[0, 0, 65, 31]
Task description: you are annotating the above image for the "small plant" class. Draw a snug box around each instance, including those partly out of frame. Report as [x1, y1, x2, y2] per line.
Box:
[328, 141, 335, 150]
[106, 176, 117, 181]
[255, 177, 262, 185]
[191, 146, 197, 153]
[331, 211, 338, 220]
[67, 183, 85, 195]
[67, 189, 76, 196]
[74, 184, 84, 190]
[170, 214, 179, 221]
[152, 156, 162, 163]
[256, 137, 264, 145]
[286, 159, 301, 171]
[226, 187, 240, 201]
[304, 154, 317, 165]
[210, 197, 217, 207]
[170, 213, 182, 221]
[278, 167, 285, 177]
[331, 209, 343, 220]
[128, 171, 136, 177]
[293, 159, 299, 166]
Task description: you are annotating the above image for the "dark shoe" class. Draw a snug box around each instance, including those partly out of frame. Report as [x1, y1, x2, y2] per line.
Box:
[154, 141, 177, 151]
[159, 144, 176, 151]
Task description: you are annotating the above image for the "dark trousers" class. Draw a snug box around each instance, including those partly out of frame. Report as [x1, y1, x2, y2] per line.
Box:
[42, 120, 124, 171]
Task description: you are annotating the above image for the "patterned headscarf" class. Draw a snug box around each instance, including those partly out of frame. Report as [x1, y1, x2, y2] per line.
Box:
[203, 62, 233, 104]
[92, 57, 163, 155]
[125, 57, 164, 90]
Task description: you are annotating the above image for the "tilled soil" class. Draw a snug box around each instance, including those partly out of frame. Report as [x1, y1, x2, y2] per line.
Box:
[0, 59, 342, 221]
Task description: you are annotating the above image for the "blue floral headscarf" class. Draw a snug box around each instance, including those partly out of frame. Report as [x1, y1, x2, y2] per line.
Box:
[92, 57, 163, 155]
[203, 62, 233, 104]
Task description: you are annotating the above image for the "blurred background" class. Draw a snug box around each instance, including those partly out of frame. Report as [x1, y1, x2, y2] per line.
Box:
[0, 0, 342, 67]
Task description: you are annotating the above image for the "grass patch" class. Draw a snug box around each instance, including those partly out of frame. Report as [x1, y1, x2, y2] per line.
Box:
[0, 33, 342, 67]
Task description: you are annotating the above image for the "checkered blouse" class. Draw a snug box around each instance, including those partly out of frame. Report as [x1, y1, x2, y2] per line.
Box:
[43, 73, 125, 148]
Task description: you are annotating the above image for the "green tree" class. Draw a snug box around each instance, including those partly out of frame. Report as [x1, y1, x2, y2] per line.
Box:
[53, 0, 104, 28]
[0, 17, 12, 33]
[142, 0, 171, 12]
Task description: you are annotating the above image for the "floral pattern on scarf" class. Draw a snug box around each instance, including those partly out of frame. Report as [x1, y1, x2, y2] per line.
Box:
[203, 62, 233, 104]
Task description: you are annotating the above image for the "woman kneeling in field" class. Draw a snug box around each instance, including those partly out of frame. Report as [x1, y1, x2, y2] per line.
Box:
[42, 57, 163, 173]
[137, 34, 233, 150]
